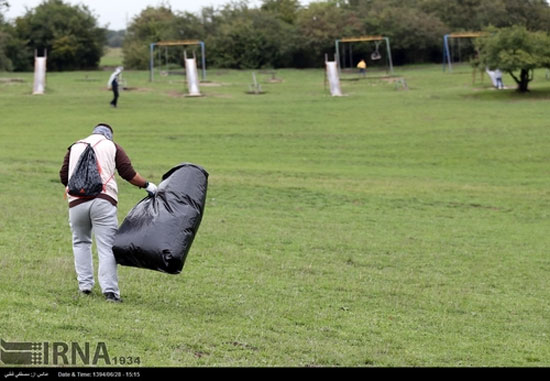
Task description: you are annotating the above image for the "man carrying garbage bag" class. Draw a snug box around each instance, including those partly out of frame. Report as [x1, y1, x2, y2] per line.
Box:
[59, 123, 157, 303]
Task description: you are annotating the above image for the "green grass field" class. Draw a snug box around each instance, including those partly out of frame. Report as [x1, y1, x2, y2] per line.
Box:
[99, 47, 123, 68]
[1, 62, 550, 367]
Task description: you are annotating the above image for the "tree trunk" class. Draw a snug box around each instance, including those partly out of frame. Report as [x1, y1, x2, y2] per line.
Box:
[518, 68, 530, 92]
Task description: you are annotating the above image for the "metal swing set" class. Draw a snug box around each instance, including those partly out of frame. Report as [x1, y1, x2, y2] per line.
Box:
[442, 32, 484, 73]
[149, 40, 207, 82]
[334, 35, 394, 75]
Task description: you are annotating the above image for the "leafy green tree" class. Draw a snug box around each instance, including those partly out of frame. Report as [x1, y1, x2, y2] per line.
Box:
[171, 11, 206, 40]
[475, 26, 550, 92]
[208, 5, 295, 69]
[360, 4, 447, 64]
[0, 0, 8, 17]
[0, 1, 33, 71]
[418, 0, 550, 31]
[0, 31, 12, 71]
[497, 0, 550, 30]
[261, 0, 301, 24]
[343, 0, 550, 65]
[13, 0, 105, 71]
[122, 6, 177, 69]
[294, 1, 355, 67]
[110, 0, 550, 70]
[0, 0, 11, 70]
[0, 0, 7, 15]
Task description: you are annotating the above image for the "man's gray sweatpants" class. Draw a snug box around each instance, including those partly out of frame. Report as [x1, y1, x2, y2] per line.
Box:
[69, 198, 120, 297]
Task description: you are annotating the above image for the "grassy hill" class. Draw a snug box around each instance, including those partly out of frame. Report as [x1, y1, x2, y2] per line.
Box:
[1, 64, 550, 366]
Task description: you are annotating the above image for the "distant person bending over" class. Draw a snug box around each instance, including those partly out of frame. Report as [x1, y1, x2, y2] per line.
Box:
[108, 66, 123, 108]
[59, 123, 157, 303]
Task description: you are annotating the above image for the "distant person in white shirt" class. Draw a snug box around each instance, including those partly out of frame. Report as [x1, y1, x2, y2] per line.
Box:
[108, 66, 123, 107]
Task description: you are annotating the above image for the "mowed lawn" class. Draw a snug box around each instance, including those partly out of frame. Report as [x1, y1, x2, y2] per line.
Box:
[1, 63, 550, 366]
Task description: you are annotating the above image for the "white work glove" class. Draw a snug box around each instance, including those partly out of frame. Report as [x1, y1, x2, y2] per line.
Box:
[144, 182, 157, 196]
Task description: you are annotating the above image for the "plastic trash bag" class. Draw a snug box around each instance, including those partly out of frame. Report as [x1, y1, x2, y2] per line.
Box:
[113, 163, 208, 274]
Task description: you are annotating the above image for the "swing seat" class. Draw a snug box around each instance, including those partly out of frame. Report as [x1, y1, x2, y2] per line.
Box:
[371, 51, 381, 61]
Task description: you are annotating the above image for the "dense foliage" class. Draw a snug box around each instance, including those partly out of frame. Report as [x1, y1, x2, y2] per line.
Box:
[0, 0, 105, 71]
[475, 26, 550, 92]
[122, 0, 550, 70]
[2, 0, 550, 71]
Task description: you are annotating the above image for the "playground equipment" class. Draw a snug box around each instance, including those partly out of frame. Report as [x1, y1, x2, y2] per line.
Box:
[442, 32, 484, 72]
[149, 40, 206, 82]
[371, 41, 382, 61]
[335, 36, 394, 75]
[32, 49, 47, 95]
[393, 77, 408, 91]
[184, 52, 202, 97]
[325, 54, 343, 97]
[267, 71, 283, 83]
[246, 72, 264, 95]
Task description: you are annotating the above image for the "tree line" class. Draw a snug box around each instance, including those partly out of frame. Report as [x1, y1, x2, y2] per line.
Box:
[0, 0, 105, 71]
[2, 0, 550, 72]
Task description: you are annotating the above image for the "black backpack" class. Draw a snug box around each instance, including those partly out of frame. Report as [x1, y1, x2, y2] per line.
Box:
[67, 140, 108, 198]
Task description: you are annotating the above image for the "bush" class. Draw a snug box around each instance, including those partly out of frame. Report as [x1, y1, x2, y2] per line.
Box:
[9, 0, 105, 71]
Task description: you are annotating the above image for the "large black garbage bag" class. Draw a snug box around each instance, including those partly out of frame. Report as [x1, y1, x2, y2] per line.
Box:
[112, 163, 208, 274]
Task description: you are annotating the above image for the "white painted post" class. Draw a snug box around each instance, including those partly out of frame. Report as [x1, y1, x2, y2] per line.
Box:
[33, 49, 47, 95]
[185, 58, 201, 96]
[325, 61, 343, 96]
